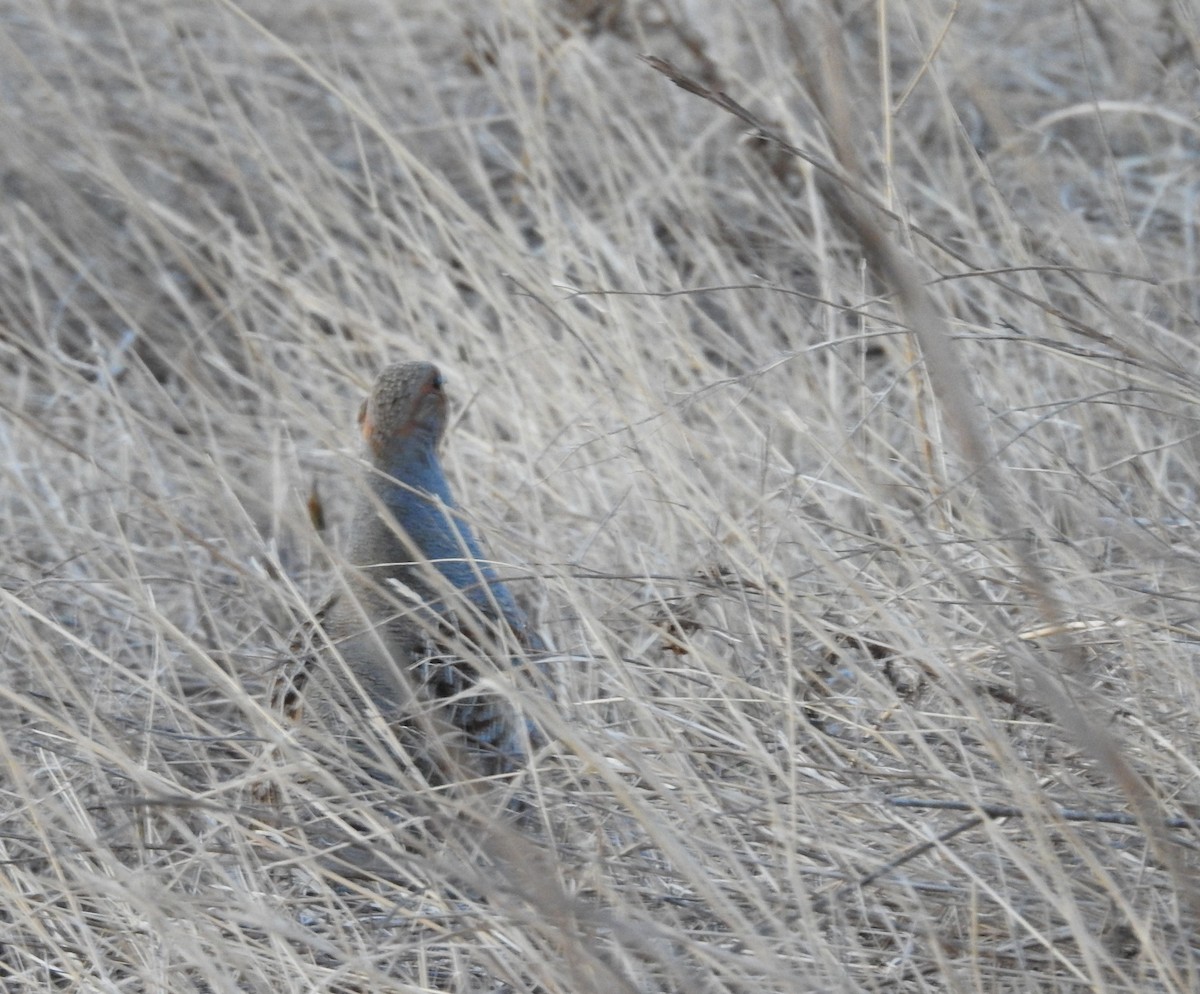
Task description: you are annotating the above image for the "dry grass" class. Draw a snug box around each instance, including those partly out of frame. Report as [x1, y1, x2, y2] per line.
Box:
[1, 0, 1199, 990]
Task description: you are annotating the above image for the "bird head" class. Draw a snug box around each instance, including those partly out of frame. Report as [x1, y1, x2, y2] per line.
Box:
[358, 361, 448, 469]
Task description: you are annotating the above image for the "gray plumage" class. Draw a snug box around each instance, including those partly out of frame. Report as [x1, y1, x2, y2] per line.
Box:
[269, 361, 544, 783]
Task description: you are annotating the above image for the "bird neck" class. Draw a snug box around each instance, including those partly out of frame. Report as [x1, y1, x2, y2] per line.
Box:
[352, 442, 522, 624]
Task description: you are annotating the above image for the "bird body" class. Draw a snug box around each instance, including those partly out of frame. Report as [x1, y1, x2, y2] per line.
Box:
[269, 361, 543, 784]
[345, 414, 533, 642]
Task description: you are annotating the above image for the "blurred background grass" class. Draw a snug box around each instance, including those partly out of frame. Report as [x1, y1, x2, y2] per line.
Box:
[1, 1, 1199, 991]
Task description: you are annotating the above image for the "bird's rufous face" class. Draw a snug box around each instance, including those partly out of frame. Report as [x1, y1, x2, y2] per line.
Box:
[358, 362, 447, 460]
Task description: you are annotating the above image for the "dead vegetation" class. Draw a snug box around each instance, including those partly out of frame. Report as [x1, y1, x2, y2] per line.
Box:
[1, 1, 1199, 991]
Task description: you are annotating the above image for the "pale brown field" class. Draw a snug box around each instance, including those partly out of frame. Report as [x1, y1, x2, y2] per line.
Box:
[1, 2, 1199, 991]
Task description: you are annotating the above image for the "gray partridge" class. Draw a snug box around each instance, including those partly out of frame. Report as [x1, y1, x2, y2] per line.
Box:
[268, 361, 545, 786]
